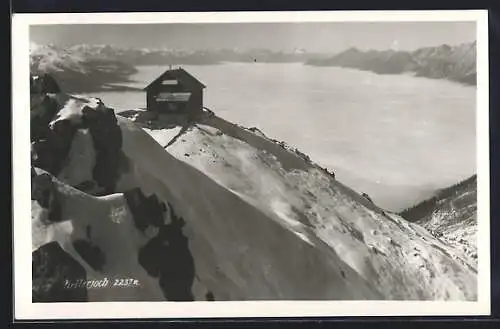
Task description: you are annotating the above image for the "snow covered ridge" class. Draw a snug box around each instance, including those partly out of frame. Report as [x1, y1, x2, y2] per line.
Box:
[399, 175, 478, 270]
[30, 43, 139, 93]
[31, 86, 477, 301]
[125, 109, 476, 300]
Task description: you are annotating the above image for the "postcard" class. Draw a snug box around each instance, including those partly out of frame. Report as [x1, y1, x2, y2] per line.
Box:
[13, 9, 490, 320]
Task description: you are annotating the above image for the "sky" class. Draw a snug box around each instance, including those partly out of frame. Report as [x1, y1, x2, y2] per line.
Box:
[30, 22, 476, 53]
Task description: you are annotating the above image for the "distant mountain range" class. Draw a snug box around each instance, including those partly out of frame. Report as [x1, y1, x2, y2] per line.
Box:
[30, 43, 320, 92]
[306, 42, 476, 85]
[65, 44, 316, 65]
[30, 43, 139, 92]
[30, 41, 477, 92]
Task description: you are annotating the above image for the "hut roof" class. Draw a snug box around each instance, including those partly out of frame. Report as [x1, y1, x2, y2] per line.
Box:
[144, 67, 206, 91]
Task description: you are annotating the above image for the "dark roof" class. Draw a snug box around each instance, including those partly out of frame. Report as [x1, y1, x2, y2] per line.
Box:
[144, 67, 206, 91]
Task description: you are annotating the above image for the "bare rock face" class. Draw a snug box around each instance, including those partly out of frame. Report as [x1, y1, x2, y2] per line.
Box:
[30, 78, 125, 194]
[32, 242, 88, 303]
[137, 204, 196, 301]
[31, 95, 77, 176]
[123, 188, 166, 231]
[31, 74, 61, 94]
[31, 168, 62, 223]
[80, 105, 123, 194]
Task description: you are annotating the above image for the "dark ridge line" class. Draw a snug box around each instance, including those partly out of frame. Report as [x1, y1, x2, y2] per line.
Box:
[164, 124, 193, 149]
[399, 175, 477, 222]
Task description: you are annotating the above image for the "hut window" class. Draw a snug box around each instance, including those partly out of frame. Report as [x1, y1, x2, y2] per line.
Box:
[155, 92, 192, 102]
[168, 103, 179, 111]
[161, 80, 178, 85]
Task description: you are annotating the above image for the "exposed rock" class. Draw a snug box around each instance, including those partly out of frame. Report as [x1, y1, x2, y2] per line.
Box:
[31, 74, 61, 94]
[31, 91, 79, 177]
[138, 204, 195, 301]
[31, 89, 125, 194]
[123, 188, 166, 231]
[30, 95, 60, 141]
[32, 242, 88, 302]
[31, 168, 63, 223]
[362, 193, 374, 203]
[72, 240, 106, 272]
[81, 105, 123, 194]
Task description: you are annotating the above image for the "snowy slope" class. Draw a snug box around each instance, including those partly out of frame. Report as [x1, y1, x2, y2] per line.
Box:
[31, 100, 380, 301]
[31, 91, 477, 302]
[399, 175, 477, 270]
[128, 112, 477, 300]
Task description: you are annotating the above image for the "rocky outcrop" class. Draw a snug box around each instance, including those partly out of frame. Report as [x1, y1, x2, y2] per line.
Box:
[138, 204, 195, 301]
[31, 74, 61, 94]
[361, 193, 374, 203]
[81, 105, 124, 194]
[30, 80, 126, 194]
[123, 188, 166, 231]
[32, 242, 88, 302]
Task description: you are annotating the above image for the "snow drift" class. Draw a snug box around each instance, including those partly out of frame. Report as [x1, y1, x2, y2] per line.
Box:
[31, 90, 477, 302]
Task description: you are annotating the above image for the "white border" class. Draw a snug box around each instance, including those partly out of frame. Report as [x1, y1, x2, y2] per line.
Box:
[12, 10, 490, 320]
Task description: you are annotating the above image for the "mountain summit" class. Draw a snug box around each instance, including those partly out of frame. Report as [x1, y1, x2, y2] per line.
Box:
[30, 77, 477, 302]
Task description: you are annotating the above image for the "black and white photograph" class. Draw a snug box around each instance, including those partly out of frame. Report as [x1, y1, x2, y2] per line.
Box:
[13, 10, 490, 319]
